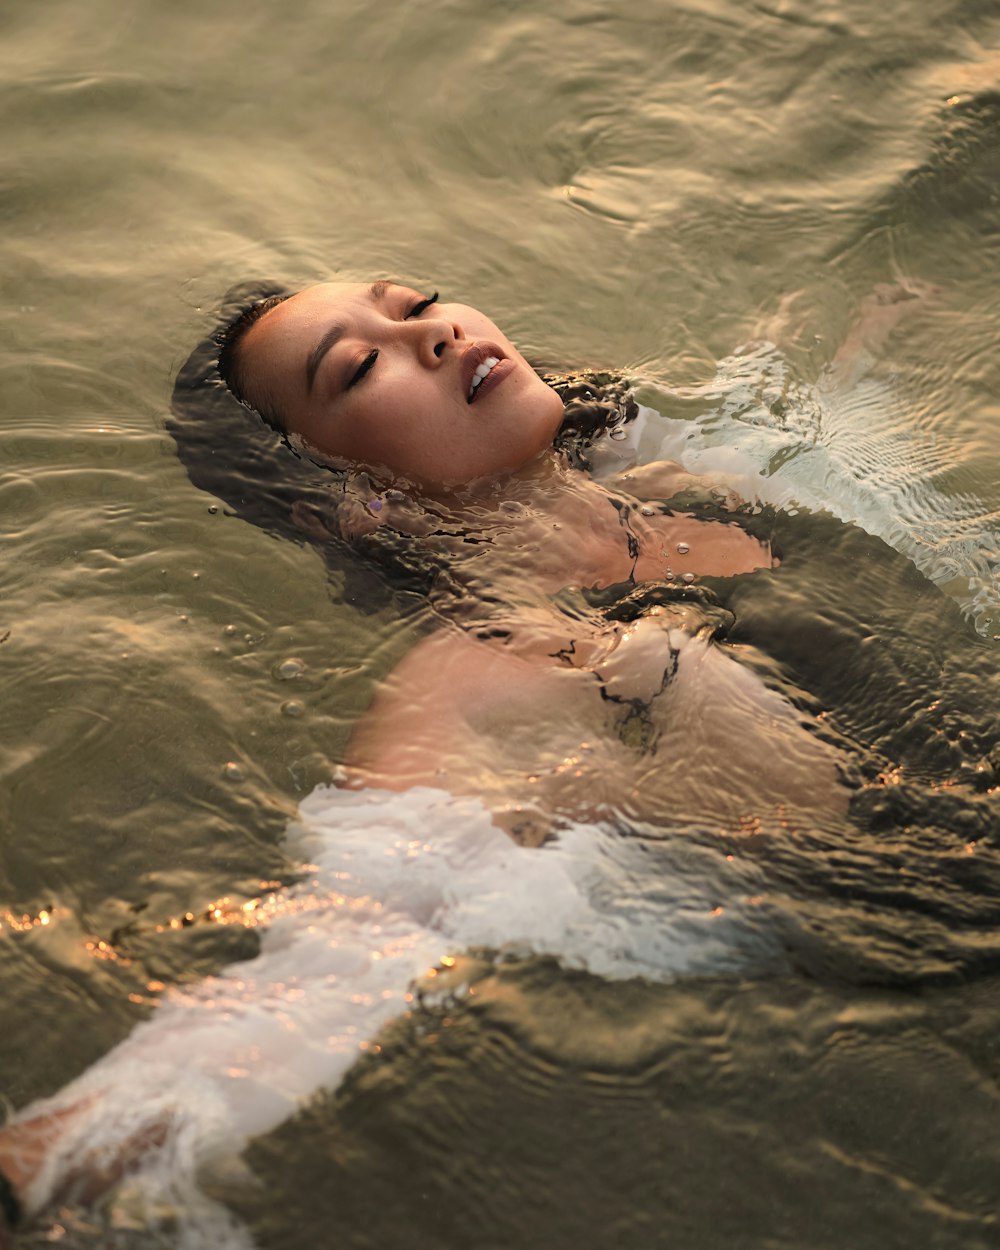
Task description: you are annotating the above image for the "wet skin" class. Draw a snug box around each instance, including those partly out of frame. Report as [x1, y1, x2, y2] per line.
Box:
[240, 281, 566, 491]
[237, 280, 788, 827]
[239, 280, 772, 579]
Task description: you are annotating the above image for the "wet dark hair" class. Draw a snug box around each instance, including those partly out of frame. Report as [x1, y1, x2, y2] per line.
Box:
[168, 282, 638, 606]
[216, 291, 293, 432]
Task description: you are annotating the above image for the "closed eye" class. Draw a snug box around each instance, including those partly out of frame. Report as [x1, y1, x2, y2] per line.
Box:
[348, 349, 378, 389]
[406, 291, 439, 318]
[346, 292, 438, 389]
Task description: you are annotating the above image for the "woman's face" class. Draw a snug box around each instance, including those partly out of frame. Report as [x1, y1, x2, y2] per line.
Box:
[239, 281, 565, 490]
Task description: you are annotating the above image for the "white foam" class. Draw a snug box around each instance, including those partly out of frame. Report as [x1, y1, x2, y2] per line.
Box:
[595, 344, 1000, 632]
[20, 785, 778, 1244]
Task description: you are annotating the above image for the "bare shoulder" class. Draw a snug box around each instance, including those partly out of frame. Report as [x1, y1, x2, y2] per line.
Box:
[343, 618, 599, 788]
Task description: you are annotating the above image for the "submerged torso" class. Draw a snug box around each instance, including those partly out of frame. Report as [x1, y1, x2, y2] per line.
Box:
[345, 459, 847, 841]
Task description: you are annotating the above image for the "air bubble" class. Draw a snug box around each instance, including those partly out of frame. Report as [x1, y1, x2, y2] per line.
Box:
[676, 542, 690, 554]
[281, 699, 305, 718]
[223, 624, 237, 636]
[273, 657, 306, 680]
[222, 762, 245, 782]
[609, 429, 628, 441]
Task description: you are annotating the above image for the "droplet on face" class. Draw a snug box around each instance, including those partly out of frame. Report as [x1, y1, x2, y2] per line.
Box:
[609, 428, 628, 441]
[281, 699, 305, 718]
[223, 624, 237, 636]
[682, 572, 696, 583]
[676, 542, 690, 555]
[273, 657, 306, 680]
[223, 762, 245, 782]
[640, 505, 654, 517]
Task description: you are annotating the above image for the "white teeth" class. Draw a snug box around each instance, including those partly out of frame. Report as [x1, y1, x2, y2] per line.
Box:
[469, 356, 501, 399]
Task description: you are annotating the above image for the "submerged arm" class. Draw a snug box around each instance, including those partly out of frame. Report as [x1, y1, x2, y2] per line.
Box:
[612, 459, 745, 509]
[507, 470, 773, 588]
[827, 281, 939, 391]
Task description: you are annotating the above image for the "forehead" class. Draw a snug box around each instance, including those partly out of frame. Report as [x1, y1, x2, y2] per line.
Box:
[242, 281, 373, 383]
[264, 281, 372, 340]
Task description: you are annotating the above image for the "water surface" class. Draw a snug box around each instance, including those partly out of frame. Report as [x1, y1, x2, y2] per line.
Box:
[2, 0, 999, 1245]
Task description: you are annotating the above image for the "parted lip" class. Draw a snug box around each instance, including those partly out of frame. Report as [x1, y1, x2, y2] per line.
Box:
[461, 341, 507, 405]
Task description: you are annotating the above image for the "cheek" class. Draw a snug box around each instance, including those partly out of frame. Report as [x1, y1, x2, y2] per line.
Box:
[353, 381, 446, 464]
[446, 303, 513, 346]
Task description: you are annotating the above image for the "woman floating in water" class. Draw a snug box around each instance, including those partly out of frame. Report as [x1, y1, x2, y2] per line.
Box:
[1, 276, 960, 1246]
[203, 279, 846, 836]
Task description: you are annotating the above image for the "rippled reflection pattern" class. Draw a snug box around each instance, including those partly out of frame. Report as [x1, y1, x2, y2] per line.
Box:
[1, 0, 999, 1246]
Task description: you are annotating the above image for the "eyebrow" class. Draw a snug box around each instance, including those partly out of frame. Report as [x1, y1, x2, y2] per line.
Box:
[305, 280, 395, 394]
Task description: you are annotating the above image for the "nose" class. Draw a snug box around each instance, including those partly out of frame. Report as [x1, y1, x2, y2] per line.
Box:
[409, 313, 465, 366]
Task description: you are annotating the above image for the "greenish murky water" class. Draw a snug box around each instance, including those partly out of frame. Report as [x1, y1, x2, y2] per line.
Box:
[2, 0, 999, 1245]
